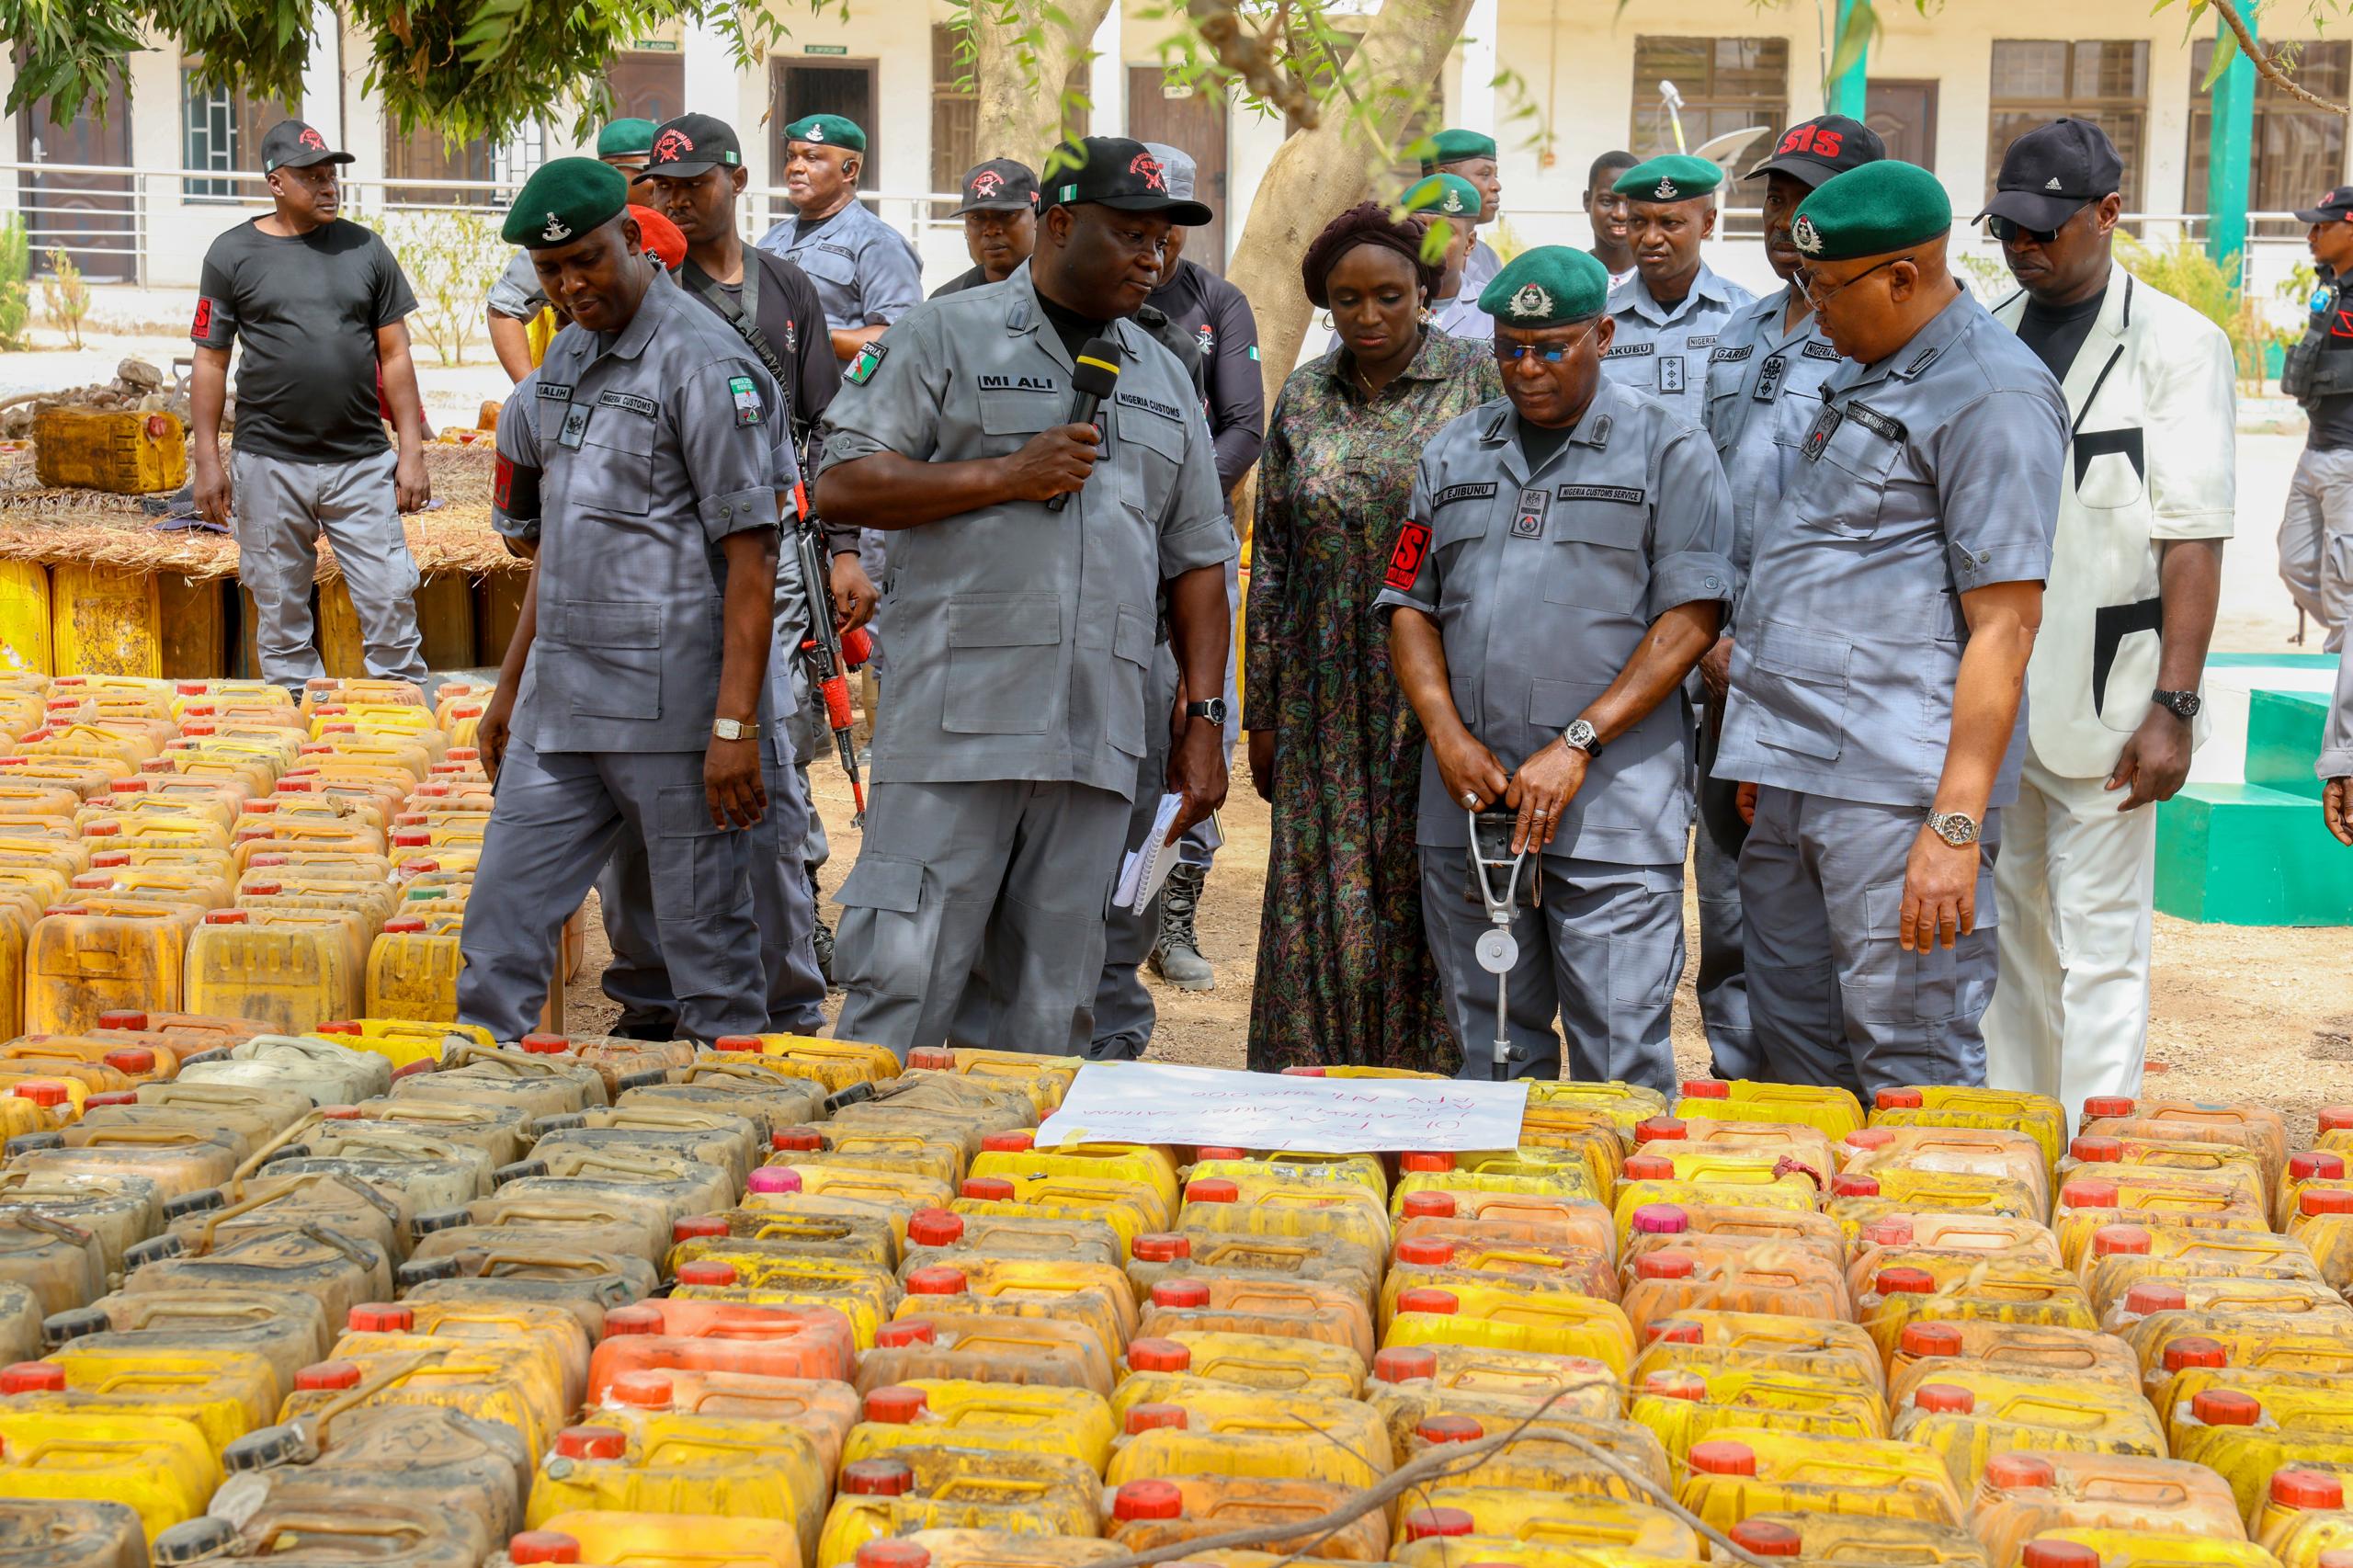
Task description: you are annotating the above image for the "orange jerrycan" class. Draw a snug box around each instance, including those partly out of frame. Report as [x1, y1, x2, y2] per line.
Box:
[25, 900, 198, 1032]
[1969, 1453, 2248, 1568]
[863, 1314, 1114, 1398]
[1845, 1124, 2052, 1212]
[2171, 1388, 2353, 1528]
[1617, 1246, 1852, 1337]
[1893, 1375, 2164, 1492]
[586, 1298, 857, 1399]
[895, 1259, 1134, 1362]
[1138, 1274, 1371, 1363]
[1103, 1475, 1388, 1562]
[2081, 1100, 2289, 1192]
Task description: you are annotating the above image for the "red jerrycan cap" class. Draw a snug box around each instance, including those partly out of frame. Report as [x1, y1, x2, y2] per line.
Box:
[771, 1127, 824, 1152]
[2091, 1225, 2153, 1259]
[1631, 1203, 1689, 1235]
[1151, 1279, 1211, 1310]
[508, 1533, 583, 1565]
[1899, 1322, 1964, 1358]
[203, 910, 248, 925]
[1372, 1346, 1438, 1382]
[711, 1035, 763, 1053]
[675, 1260, 736, 1288]
[1131, 1233, 1189, 1262]
[315, 1021, 366, 1039]
[1640, 1371, 1706, 1403]
[10, 1081, 68, 1108]
[552, 1426, 627, 1460]
[1831, 1173, 1881, 1198]
[1622, 1153, 1677, 1181]
[1687, 1438, 1756, 1476]
[863, 1385, 929, 1424]
[1634, 1116, 1687, 1142]
[959, 1176, 1015, 1201]
[1402, 1508, 1476, 1542]
[2273, 1470, 2346, 1510]
[1112, 1479, 1185, 1522]
[1394, 1237, 1454, 1267]
[1680, 1079, 1731, 1099]
[2290, 1152, 2347, 1180]
[1124, 1402, 1187, 1435]
[841, 1458, 915, 1496]
[1860, 1217, 1916, 1247]
[517, 1033, 570, 1055]
[2190, 1389, 2262, 1427]
[906, 1209, 964, 1247]
[294, 1360, 364, 1392]
[2082, 1096, 2135, 1119]
[1874, 1267, 1936, 1296]
[1126, 1337, 1190, 1373]
[1185, 1177, 1239, 1204]
[1646, 1319, 1704, 1346]
[0, 1361, 65, 1393]
[1401, 1152, 1455, 1173]
[1913, 1383, 1975, 1415]
[874, 1321, 936, 1350]
[1731, 1521, 1803, 1559]
[1279, 1065, 1326, 1076]
[2060, 1180, 2119, 1210]
[1845, 1127, 1896, 1151]
[981, 1131, 1034, 1153]
[1395, 1287, 1460, 1316]
[2161, 1336, 2227, 1372]
[1875, 1086, 1926, 1109]
[1194, 1146, 1248, 1161]
[608, 1370, 676, 1409]
[904, 1267, 968, 1296]
[597, 1305, 662, 1338]
[2302, 1187, 2353, 1217]
[1633, 1250, 1695, 1281]
[2070, 1136, 2123, 1163]
[96, 1010, 149, 1029]
[1400, 1191, 1456, 1219]
[907, 1047, 955, 1070]
[1985, 1453, 2057, 1490]
[2124, 1283, 2187, 1315]
[2320, 1107, 2353, 1134]
[745, 1168, 801, 1195]
[672, 1216, 731, 1243]
[1417, 1414, 1484, 1444]
[2022, 1542, 2102, 1568]
[856, 1543, 932, 1568]
[347, 1304, 412, 1333]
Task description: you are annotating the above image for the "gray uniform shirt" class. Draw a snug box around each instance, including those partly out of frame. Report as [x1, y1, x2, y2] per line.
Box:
[1372, 379, 1736, 866]
[487, 250, 548, 322]
[2321, 644, 2353, 781]
[1702, 284, 1844, 610]
[1461, 239, 1503, 296]
[1600, 262, 1753, 425]
[490, 270, 791, 755]
[1713, 287, 2069, 811]
[755, 199, 922, 336]
[814, 264, 1234, 798]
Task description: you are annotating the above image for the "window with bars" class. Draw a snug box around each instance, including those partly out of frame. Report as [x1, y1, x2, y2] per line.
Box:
[384, 125, 499, 209]
[928, 24, 1091, 197]
[181, 67, 297, 203]
[2187, 39, 2349, 236]
[1987, 40, 2149, 212]
[1629, 38, 1788, 233]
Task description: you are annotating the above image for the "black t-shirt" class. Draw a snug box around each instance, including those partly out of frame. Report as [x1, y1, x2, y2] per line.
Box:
[1517, 414, 1574, 473]
[2017, 285, 2107, 383]
[1037, 289, 1109, 363]
[2310, 268, 2353, 451]
[685, 246, 838, 444]
[192, 218, 417, 462]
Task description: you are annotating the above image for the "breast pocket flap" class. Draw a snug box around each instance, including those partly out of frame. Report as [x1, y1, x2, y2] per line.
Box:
[978, 395, 1060, 437]
[948, 593, 1063, 649]
[565, 601, 663, 648]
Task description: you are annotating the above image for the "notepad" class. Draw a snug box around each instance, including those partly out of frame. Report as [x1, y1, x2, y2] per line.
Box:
[1112, 793, 1187, 915]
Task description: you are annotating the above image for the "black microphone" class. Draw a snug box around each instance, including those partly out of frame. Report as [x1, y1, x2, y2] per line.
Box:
[1046, 337, 1120, 514]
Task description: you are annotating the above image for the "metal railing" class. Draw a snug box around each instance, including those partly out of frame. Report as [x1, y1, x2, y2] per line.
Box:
[2, 159, 967, 285]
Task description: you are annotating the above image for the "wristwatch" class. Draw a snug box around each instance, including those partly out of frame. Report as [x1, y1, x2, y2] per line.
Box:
[1186, 699, 1229, 726]
[2152, 688, 2203, 722]
[1562, 719, 1603, 758]
[712, 718, 759, 742]
[1925, 810, 1980, 847]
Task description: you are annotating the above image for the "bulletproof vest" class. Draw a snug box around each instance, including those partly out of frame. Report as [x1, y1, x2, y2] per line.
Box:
[2281, 269, 2353, 405]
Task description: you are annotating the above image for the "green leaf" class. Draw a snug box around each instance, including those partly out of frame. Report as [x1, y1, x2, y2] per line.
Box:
[1826, 0, 1878, 86]
[2201, 22, 2242, 91]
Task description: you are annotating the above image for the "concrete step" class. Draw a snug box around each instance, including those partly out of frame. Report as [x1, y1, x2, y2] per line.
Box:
[2155, 781, 2353, 926]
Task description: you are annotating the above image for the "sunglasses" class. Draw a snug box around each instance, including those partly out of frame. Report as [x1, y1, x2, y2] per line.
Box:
[1792, 254, 1913, 309]
[1988, 204, 2092, 245]
[1492, 322, 1600, 362]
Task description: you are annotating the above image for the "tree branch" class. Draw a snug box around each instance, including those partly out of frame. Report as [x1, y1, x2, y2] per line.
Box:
[2211, 0, 2348, 113]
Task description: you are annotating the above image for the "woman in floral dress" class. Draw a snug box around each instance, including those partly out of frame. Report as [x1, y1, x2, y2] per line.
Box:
[1244, 203, 1504, 1071]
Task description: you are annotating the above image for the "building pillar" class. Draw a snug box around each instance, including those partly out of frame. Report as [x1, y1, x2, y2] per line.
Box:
[1088, 4, 1125, 139]
[301, 3, 344, 153]
[1458, 0, 1498, 135]
[1828, 0, 1870, 118]
[682, 17, 762, 221]
[2206, 10, 2256, 272]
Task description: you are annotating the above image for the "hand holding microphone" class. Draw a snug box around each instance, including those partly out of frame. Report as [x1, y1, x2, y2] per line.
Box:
[1041, 337, 1120, 514]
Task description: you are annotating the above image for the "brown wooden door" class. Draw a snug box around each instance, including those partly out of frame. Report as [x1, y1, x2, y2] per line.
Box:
[608, 51, 687, 126]
[1128, 66, 1228, 274]
[1865, 80, 1940, 172]
[771, 59, 881, 190]
[15, 62, 133, 280]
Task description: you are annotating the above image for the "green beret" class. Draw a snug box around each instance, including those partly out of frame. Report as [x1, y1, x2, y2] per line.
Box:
[1401, 173, 1483, 221]
[783, 113, 867, 153]
[1791, 159, 1951, 262]
[1615, 154, 1724, 202]
[502, 157, 629, 249]
[1478, 245, 1610, 326]
[596, 118, 656, 159]
[1419, 128, 1497, 171]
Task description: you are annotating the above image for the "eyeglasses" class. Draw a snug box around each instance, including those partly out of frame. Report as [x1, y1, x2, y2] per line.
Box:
[1792, 254, 1913, 309]
[1988, 206, 2090, 246]
[1493, 323, 1599, 362]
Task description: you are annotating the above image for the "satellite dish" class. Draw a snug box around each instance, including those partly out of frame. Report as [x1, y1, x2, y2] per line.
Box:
[1693, 125, 1773, 174]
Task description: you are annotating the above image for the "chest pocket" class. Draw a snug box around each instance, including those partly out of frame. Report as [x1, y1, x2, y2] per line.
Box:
[573, 401, 657, 516]
[1542, 494, 1652, 614]
[1114, 398, 1187, 520]
[1793, 402, 1901, 540]
[976, 392, 1058, 461]
[2073, 425, 2147, 512]
[1429, 487, 1494, 595]
[793, 244, 858, 290]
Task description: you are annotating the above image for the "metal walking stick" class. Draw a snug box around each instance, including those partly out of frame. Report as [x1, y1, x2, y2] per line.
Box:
[1466, 807, 1535, 1083]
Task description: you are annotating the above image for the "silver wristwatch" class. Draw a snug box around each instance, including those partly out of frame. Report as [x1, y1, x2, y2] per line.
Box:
[1561, 719, 1602, 758]
[712, 718, 759, 742]
[1925, 810, 1980, 847]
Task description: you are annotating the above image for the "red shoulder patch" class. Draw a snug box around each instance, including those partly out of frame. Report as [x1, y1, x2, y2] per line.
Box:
[189, 297, 214, 339]
[493, 452, 513, 510]
[1383, 520, 1433, 590]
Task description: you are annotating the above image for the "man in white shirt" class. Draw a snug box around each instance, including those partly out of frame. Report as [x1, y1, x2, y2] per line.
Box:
[1979, 119, 2235, 1118]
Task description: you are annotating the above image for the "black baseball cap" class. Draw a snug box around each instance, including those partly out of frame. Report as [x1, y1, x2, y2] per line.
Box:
[634, 114, 744, 182]
[1977, 118, 2124, 231]
[1043, 137, 1212, 227]
[953, 159, 1040, 216]
[2293, 185, 2353, 223]
[259, 119, 353, 175]
[1748, 115, 1885, 187]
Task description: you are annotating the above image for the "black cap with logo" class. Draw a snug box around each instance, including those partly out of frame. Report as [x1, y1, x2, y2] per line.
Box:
[259, 119, 354, 175]
[953, 159, 1040, 216]
[1042, 137, 1212, 227]
[634, 114, 745, 182]
[2294, 185, 2353, 224]
[1747, 115, 1886, 187]
[1977, 118, 2124, 231]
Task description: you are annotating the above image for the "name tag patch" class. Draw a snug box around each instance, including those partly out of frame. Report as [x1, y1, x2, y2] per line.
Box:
[536, 382, 574, 401]
[979, 374, 1059, 392]
[1688, 335, 1717, 348]
[598, 390, 658, 416]
[1115, 390, 1183, 422]
[1384, 521, 1432, 589]
[1432, 482, 1498, 508]
[1711, 345, 1753, 364]
[1802, 340, 1841, 361]
[1511, 487, 1551, 540]
[1846, 400, 1908, 444]
[728, 376, 764, 426]
[1556, 484, 1644, 505]
[1603, 342, 1654, 359]
[817, 243, 856, 260]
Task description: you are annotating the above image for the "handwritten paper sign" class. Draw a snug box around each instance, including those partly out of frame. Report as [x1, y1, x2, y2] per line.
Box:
[1032, 1061, 1529, 1153]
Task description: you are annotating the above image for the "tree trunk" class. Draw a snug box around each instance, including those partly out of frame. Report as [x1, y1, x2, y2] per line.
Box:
[1225, 0, 1478, 409]
[972, 0, 1117, 170]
